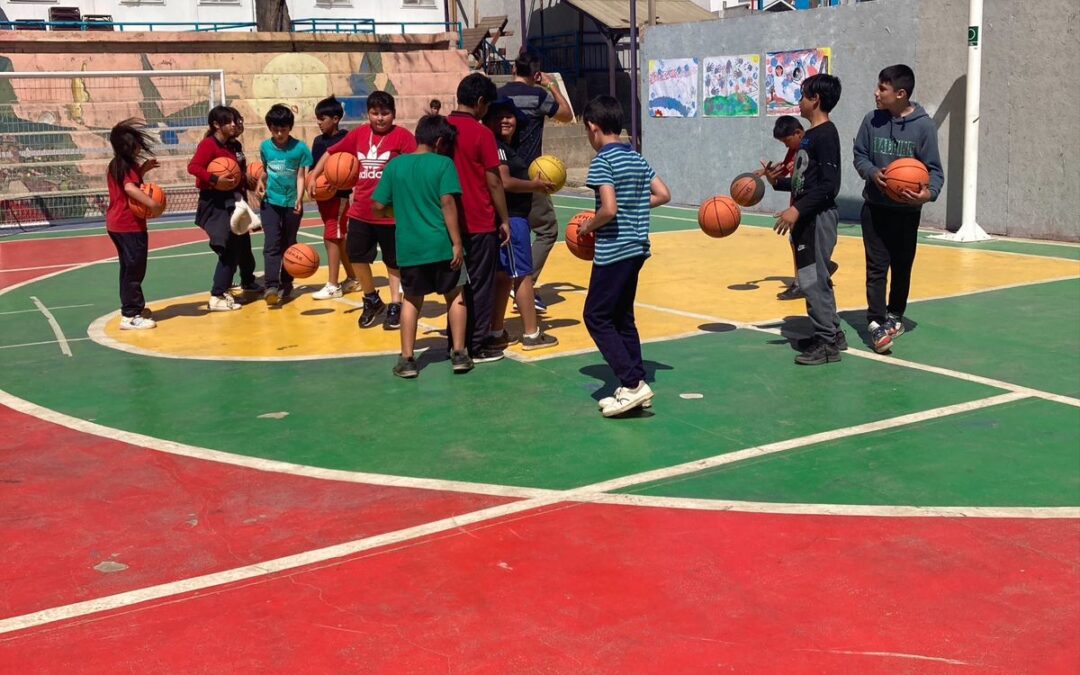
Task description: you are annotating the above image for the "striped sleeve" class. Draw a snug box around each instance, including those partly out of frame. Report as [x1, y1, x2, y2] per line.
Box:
[586, 155, 613, 188]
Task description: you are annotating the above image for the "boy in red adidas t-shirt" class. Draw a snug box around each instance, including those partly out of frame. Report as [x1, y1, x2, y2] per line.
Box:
[309, 91, 416, 330]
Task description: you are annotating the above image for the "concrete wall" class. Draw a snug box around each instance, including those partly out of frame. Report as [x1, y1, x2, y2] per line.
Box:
[641, 0, 1080, 241]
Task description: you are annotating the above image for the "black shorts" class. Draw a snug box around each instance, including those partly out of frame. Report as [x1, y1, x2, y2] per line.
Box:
[400, 261, 464, 297]
[346, 219, 397, 268]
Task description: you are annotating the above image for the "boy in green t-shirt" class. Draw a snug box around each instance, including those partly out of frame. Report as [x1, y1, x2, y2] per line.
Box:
[372, 115, 470, 378]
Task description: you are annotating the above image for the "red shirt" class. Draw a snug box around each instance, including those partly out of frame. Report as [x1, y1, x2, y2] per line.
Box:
[447, 112, 500, 234]
[188, 136, 238, 191]
[328, 124, 416, 225]
[105, 168, 146, 233]
[781, 147, 797, 177]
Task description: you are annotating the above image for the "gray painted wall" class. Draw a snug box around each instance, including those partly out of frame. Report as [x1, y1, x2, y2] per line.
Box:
[641, 0, 1080, 241]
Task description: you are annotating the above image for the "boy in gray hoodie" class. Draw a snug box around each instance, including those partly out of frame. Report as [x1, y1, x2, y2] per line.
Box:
[853, 64, 944, 354]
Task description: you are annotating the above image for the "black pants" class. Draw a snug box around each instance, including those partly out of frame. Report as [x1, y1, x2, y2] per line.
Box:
[462, 232, 498, 353]
[236, 233, 257, 286]
[861, 203, 921, 324]
[584, 255, 647, 389]
[196, 191, 239, 297]
[261, 203, 301, 290]
[108, 231, 148, 318]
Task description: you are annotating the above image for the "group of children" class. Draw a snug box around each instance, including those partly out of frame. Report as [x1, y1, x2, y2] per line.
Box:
[103, 62, 940, 416]
[758, 63, 943, 363]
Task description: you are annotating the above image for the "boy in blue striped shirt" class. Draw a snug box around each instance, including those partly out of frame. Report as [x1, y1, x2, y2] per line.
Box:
[577, 96, 670, 417]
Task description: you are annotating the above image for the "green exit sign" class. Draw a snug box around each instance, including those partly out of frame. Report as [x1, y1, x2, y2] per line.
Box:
[968, 26, 980, 46]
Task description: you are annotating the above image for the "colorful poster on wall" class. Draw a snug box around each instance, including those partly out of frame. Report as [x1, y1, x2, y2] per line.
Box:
[703, 54, 761, 118]
[765, 48, 832, 116]
[647, 58, 699, 118]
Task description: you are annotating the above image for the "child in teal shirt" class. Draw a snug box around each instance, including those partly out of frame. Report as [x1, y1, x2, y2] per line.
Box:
[372, 115, 469, 378]
[257, 104, 313, 305]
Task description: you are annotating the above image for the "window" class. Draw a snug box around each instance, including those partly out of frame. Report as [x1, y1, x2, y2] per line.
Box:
[119, 0, 166, 5]
[200, 0, 241, 5]
[402, 0, 436, 7]
[315, 0, 353, 7]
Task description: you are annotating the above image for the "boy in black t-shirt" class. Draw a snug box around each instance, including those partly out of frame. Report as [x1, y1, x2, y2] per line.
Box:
[772, 74, 845, 365]
[483, 99, 558, 351]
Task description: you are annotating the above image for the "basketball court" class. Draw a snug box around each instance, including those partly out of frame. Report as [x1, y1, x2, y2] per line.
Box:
[1, 193, 1078, 672]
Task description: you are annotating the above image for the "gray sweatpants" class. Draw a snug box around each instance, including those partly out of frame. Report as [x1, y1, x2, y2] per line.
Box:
[528, 192, 558, 284]
[793, 208, 841, 342]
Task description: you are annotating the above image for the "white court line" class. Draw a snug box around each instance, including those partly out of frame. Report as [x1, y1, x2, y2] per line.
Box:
[0, 303, 92, 316]
[586, 493, 1080, 520]
[0, 337, 92, 351]
[0, 390, 1058, 638]
[29, 297, 72, 357]
[0, 262, 80, 273]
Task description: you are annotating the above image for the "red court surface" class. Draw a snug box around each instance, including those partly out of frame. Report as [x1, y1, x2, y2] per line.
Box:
[0, 405, 514, 619]
[3, 504, 1076, 674]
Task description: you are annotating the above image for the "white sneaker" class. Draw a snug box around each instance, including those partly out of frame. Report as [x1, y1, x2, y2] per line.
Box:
[312, 283, 342, 300]
[208, 294, 241, 312]
[341, 278, 361, 293]
[598, 387, 653, 410]
[120, 315, 156, 330]
[600, 381, 654, 417]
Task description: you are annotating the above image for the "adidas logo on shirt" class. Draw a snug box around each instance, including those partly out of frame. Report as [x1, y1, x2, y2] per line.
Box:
[358, 145, 391, 180]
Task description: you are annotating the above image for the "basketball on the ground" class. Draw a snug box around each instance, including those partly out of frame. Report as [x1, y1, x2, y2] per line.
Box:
[882, 158, 930, 202]
[698, 195, 741, 238]
[565, 211, 596, 261]
[247, 159, 265, 183]
[283, 243, 320, 279]
[324, 153, 360, 190]
[729, 172, 765, 207]
[306, 173, 336, 202]
[529, 155, 567, 192]
[207, 157, 241, 191]
[128, 183, 166, 219]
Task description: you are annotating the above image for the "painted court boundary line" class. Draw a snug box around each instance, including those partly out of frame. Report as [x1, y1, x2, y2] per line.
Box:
[3, 389, 1075, 638]
[29, 297, 72, 357]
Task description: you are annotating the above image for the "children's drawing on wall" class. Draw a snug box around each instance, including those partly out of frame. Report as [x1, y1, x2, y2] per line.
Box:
[647, 59, 699, 118]
[703, 54, 760, 118]
[765, 48, 831, 116]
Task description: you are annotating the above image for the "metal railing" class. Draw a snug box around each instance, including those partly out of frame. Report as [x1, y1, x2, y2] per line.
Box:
[528, 32, 611, 75]
[0, 18, 464, 47]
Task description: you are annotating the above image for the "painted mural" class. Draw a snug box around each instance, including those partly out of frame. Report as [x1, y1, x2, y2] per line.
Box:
[0, 48, 468, 227]
[765, 48, 831, 116]
[647, 59, 699, 118]
[703, 54, 761, 118]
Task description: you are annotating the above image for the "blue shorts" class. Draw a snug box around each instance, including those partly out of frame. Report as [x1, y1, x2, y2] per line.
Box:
[498, 217, 533, 278]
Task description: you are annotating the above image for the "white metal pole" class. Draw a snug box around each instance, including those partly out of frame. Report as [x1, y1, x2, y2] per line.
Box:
[936, 0, 990, 242]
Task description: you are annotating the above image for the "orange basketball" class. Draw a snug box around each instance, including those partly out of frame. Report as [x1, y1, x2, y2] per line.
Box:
[282, 243, 320, 279]
[306, 173, 336, 202]
[128, 182, 166, 219]
[324, 153, 360, 191]
[247, 159, 265, 183]
[729, 172, 765, 207]
[882, 158, 930, 203]
[698, 196, 741, 238]
[207, 157, 241, 191]
[565, 211, 596, 261]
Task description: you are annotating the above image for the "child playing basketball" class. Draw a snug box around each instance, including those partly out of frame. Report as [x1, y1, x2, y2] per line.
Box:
[256, 104, 313, 306]
[106, 118, 160, 329]
[226, 107, 262, 294]
[577, 95, 670, 417]
[772, 74, 844, 365]
[307, 95, 359, 300]
[308, 91, 416, 328]
[853, 64, 944, 353]
[483, 98, 558, 351]
[188, 105, 244, 312]
[371, 115, 471, 378]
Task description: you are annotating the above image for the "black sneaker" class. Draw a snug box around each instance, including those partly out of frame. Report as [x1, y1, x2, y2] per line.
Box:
[450, 350, 474, 373]
[393, 356, 419, 379]
[383, 302, 402, 330]
[280, 285, 293, 300]
[471, 347, 505, 364]
[241, 280, 263, 293]
[486, 330, 519, 351]
[777, 283, 805, 301]
[358, 294, 386, 328]
[885, 314, 905, 338]
[834, 330, 848, 351]
[795, 338, 841, 365]
[827, 260, 839, 276]
[521, 331, 559, 351]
